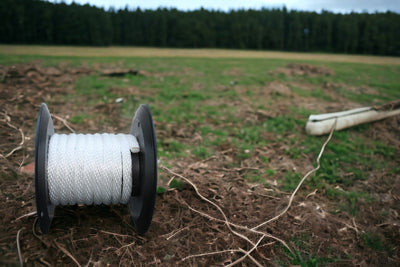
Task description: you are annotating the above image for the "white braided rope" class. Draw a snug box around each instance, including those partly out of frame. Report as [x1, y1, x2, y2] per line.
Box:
[47, 133, 139, 206]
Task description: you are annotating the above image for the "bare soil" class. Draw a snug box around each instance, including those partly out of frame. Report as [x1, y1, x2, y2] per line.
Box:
[0, 63, 399, 266]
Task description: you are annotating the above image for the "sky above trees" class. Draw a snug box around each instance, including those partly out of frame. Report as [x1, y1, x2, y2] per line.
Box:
[48, 0, 400, 13]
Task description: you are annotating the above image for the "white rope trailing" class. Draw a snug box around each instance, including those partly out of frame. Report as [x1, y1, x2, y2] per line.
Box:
[47, 133, 139, 206]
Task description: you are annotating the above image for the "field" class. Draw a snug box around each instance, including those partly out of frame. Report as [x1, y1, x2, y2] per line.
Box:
[0, 46, 399, 266]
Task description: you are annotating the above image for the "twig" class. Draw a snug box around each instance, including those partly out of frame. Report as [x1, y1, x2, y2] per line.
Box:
[1, 111, 25, 158]
[239, 248, 264, 267]
[116, 241, 136, 251]
[213, 167, 260, 172]
[376, 222, 399, 227]
[254, 192, 280, 200]
[187, 202, 292, 254]
[352, 218, 360, 236]
[32, 218, 40, 240]
[54, 241, 80, 266]
[167, 175, 176, 187]
[306, 189, 318, 199]
[32, 218, 51, 248]
[3, 146, 23, 158]
[161, 166, 255, 247]
[174, 188, 293, 254]
[252, 119, 337, 231]
[3, 112, 25, 146]
[200, 155, 217, 163]
[38, 257, 52, 267]
[51, 114, 75, 133]
[17, 228, 24, 267]
[181, 249, 242, 262]
[226, 235, 265, 267]
[15, 211, 37, 222]
[165, 226, 191, 240]
[98, 230, 133, 238]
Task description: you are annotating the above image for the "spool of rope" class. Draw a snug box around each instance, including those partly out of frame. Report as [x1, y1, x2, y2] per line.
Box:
[35, 103, 157, 235]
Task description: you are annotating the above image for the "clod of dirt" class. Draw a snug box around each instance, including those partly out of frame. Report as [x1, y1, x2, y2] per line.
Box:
[273, 63, 335, 77]
[68, 67, 92, 75]
[373, 99, 400, 111]
[100, 69, 139, 77]
[20, 162, 35, 176]
[263, 81, 294, 97]
[40, 66, 62, 76]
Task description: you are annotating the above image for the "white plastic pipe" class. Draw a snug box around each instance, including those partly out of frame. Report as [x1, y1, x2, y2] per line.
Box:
[306, 107, 400, 136]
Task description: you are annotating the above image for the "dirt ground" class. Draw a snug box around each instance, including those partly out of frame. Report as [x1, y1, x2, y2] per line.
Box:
[0, 63, 399, 266]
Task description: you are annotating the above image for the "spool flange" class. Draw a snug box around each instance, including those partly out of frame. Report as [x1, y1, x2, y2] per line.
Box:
[129, 104, 158, 235]
[35, 103, 157, 235]
[35, 103, 55, 234]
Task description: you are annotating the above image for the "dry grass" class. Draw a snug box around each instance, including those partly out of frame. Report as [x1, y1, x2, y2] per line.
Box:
[1, 45, 399, 65]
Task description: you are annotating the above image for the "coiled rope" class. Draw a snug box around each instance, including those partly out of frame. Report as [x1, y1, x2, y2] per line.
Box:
[47, 133, 139, 206]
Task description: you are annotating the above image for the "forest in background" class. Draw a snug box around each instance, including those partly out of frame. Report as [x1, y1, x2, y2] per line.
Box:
[0, 0, 399, 56]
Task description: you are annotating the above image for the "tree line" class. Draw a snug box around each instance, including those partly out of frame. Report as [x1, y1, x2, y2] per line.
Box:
[1, 0, 399, 56]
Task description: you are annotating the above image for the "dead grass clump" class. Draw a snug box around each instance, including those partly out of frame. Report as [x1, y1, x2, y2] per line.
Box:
[273, 63, 335, 77]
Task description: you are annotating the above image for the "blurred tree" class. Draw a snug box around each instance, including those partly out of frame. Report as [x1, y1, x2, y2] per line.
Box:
[0, 0, 399, 55]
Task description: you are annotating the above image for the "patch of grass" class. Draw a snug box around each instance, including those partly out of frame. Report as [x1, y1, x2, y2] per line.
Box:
[266, 168, 275, 176]
[335, 86, 386, 104]
[290, 86, 332, 101]
[156, 186, 167, 194]
[69, 113, 89, 125]
[281, 171, 301, 192]
[325, 63, 400, 103]
[236, 125, 267, 146]
[263, 116, 302, 134]
[326, 188, 373, 216]
[380, 209, 390, 217]
[293, 131, 395, 187]
[290, 106, 318, 117]
[280, 243, 341, 267]
[158, 139, 188, 159]
[75, 74, 140, 97]
[200, 126, 227, 137]
[361, 232, 383, 251]
[169, 178, 184, 190]
[244, 170, 265, 184]
[261, 156, 270, 164]
[290, 252, 338, 267]
[191, 146, 211, 159]
[236, 149, 252, 160]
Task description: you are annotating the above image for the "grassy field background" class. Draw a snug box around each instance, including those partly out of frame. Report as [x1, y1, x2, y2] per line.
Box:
[0, 46, 399, 265]
[1, 44, 400, 65]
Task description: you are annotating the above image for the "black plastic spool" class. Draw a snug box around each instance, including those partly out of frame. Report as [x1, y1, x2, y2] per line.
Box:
[35, 103, 157, 235]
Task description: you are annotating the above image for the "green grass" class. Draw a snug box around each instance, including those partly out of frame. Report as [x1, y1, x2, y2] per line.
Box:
[361, 232, 384, 251]
[290, 86, 332, 101]
[158, 139, 188, 159]
[281, 171, 302, 191]
[326, 188, 373, 216]
[191, 146, 212, 159]
[69, 113, 90, 124]
[280, 243, 343, 267]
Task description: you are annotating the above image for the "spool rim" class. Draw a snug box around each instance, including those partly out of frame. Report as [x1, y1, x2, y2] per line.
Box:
[35, 103, 55, 234]
[129, 104, 158, 235]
